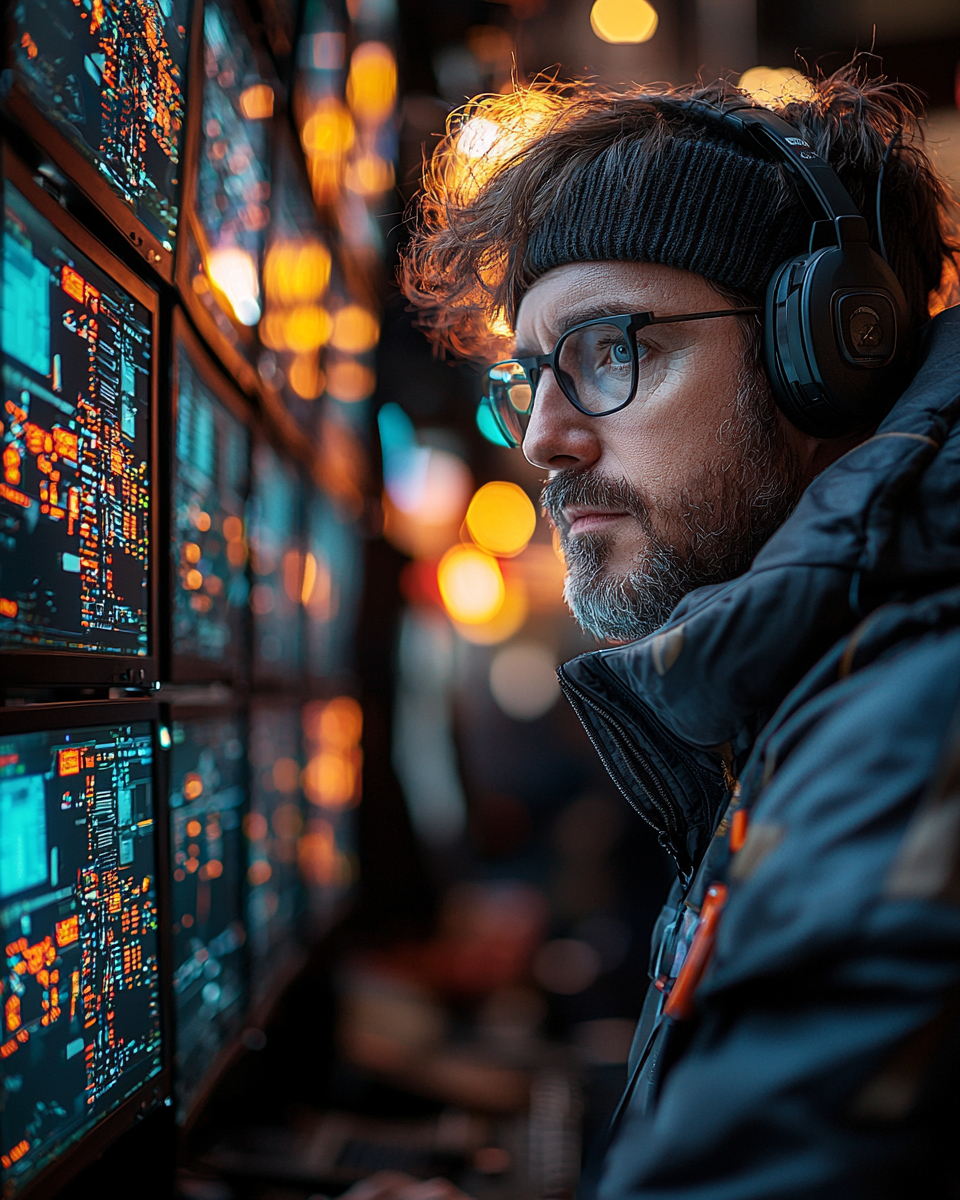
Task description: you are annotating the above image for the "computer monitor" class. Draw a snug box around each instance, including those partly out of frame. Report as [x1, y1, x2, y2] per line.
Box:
[1, 153, 159, 686]
[176, 0, 276, 394]
[247, 441, 303, 685]
[0, 701, 166, 1197]
[258, 119, 330, 446]
[166, 705, 247, 1121]
[4, 0, 198, 282]
[303, 488, 362, 683]
[167, 312, 251, 683]
[246, 698, 305, 1005]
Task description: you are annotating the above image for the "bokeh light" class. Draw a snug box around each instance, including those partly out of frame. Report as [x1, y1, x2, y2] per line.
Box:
[263, 240, 331, 305]
[589, 0, 658, 44]
[238, 83, 274, 120]
[346, 42, 397, 124]
[437, 545, 505, 625]
[453, 574, 528, 645]
[488, 641, 560, 720]
[331, 305, 380, 353]
[466, 481, 536, 558]
[737, 66, 816, 106]
[327, 360, 376, 402]
[206, 247, 261, 325]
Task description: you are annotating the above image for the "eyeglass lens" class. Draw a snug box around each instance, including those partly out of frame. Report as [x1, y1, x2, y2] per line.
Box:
[488, 322, 637, 445]
[557, 323, 635, 413]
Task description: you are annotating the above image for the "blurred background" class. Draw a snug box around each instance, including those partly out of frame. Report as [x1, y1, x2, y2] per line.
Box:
[4, 0, 959, 1196]
[187, 0, 960, 1194]
[181, 1, 960, 1190]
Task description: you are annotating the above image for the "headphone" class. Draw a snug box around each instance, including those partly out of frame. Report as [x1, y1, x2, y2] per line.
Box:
[659, 99, 910, 439]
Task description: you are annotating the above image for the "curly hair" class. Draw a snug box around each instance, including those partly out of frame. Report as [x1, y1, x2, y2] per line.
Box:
[400, 64, 960, 364]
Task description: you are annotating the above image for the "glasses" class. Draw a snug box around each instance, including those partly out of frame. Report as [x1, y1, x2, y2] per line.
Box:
[482, 307, 760, 448]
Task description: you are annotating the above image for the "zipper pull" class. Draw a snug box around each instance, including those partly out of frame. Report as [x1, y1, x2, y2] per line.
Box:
[663, 883, 728, 1021]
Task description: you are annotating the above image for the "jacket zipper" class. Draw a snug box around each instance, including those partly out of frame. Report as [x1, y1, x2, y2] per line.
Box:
[558, 668, 682, 843]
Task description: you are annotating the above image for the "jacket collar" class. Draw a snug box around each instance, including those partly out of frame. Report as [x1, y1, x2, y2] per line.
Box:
[559, 307, 960, 879]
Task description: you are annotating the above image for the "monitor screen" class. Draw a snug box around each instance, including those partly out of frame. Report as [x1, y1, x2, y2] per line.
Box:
[246, 701, 304, 1001]
[0, 719, 161, 1195]
[303, 489, 362, 681]
[9, 0, 192, 255]
[186, 0, 272, 343]
[171, 332, 250, 673]
[168, 712, 246, 1117]
[247, 442, 302, 681]
[1, 180, 152, 659]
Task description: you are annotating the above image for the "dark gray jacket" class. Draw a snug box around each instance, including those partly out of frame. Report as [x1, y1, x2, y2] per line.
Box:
[562, 307, 960, 1199]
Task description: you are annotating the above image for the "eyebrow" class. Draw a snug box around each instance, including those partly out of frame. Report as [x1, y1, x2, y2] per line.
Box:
[514, 302, 643, 358]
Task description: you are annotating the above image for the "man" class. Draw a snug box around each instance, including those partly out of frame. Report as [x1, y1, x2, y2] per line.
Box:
[393, 69, 960, 1196]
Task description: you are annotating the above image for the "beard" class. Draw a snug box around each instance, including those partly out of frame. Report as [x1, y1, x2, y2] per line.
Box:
[541, 363, 805, 642]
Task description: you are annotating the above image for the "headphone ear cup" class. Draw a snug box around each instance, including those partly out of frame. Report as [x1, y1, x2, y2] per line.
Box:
[765, 244, 910, 439]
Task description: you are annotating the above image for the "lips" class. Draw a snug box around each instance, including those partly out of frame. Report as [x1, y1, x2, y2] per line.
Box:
[563, 506, 631, 537]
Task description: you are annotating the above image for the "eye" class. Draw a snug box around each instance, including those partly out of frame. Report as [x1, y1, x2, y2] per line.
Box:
[611, 341, 631, 364]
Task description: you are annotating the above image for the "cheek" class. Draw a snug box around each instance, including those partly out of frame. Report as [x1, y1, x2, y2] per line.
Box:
[600, 343, 742, 492]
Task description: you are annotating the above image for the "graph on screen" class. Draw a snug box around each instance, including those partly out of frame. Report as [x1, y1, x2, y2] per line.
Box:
[1, 182, 152, 658]
[172, 337, 249, 669]
[247, 443, 302, 679]
[0, 722, 161, 1195]
[168, 714, 246, 1115]
[246, 702, 304, 1000]
[9, 0, 192, 252]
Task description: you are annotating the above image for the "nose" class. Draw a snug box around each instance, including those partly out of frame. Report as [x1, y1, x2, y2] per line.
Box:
[522, 368, 602, 471]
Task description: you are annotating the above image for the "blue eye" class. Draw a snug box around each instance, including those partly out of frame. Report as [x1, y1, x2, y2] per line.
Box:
[612, 341, 631, 364]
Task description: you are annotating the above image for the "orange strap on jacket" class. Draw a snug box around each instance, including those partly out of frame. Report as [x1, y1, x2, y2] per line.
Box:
[662, 882, 728, 1021]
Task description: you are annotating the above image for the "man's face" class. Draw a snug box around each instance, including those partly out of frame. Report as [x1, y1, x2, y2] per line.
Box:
[516, 261, 824, 641]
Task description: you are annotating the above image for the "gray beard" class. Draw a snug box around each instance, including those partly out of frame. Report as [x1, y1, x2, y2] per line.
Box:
[541, 365, 805, 642]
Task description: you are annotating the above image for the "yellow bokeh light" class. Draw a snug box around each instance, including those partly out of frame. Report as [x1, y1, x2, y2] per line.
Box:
[289, 355, 325, 400]
[737, 67, 816, 107]
[239, 83, 274, 120]
[283, 305, 333, 352]
[345, 153, 396, 196]
[302, 99, 356, 158]
[437, 544, 505, 624]
[590, 0, 658, 43]
[453, 575, 528, 644]
[327, 360, 376, 402]
[263, 240, 331, 305]
[346, 41, 397, 123]
[331, 305, 380, 353]
[466, 481, 537, 558]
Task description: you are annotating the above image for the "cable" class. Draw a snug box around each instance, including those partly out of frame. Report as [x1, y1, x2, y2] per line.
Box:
[876, 126, 902, 265]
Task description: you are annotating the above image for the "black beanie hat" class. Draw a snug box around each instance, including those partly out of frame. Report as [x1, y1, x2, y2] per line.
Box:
[523, 133, 813, 302]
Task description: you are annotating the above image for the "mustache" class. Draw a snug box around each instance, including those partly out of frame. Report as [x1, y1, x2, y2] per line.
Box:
[540, 471, 653, 541]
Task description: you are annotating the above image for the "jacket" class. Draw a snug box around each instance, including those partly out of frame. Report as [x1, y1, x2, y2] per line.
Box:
[560, 306, 960, 1199]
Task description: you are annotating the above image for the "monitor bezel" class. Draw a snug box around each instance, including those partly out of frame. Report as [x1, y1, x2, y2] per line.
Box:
[1, 149, 162, 687]
[1, 0, 204, 286]
[174, 0, 281, 400]
[162, 695, 252, 1130]
[162, 308, 255, 685]
[0, 699, 173, 1200]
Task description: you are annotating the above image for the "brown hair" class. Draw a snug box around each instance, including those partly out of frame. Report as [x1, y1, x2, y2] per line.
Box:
[400, 65, 960, 364]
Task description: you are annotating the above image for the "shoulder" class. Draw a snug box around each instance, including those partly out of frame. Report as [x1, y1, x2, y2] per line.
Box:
[710, 608, 960, 987]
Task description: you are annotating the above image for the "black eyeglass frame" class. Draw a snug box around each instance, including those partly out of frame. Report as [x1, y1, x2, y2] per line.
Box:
[484, 306, 761, 446]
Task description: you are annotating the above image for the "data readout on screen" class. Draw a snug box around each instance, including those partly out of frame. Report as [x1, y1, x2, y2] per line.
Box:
[172, 339, 249, 667]
[1, 183, 152, 657]
[168, 715, 246, 1114]
[0, 723, 161, 1194]
[10, 0, 191, 251]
